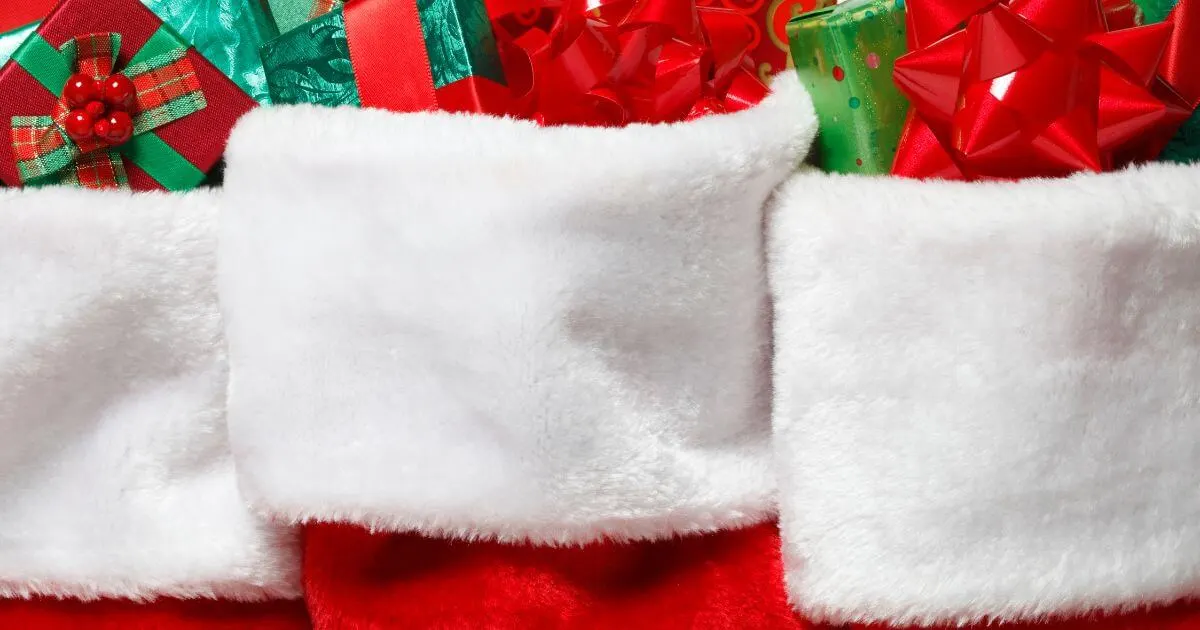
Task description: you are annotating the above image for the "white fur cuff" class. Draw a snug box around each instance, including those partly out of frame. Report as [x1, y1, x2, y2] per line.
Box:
[769, 165, 1200, 625]
[219, 76, 817, 544]
[0, 188, 299, 602]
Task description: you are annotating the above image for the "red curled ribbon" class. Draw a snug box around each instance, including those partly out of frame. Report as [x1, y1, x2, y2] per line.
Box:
[892, 0, 1200, 180]
[486, 0, 769, 126]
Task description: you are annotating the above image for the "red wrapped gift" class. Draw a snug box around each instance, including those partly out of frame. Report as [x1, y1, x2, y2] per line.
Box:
[0, 0, 255, 190]
[698, 0, 828, 82]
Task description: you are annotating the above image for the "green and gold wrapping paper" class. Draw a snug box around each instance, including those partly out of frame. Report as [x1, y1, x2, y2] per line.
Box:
[788, 0, 908, 174]
[142, 0, 278, 102]
[260, 0, 506, 110]
[0, 22, 38, 67]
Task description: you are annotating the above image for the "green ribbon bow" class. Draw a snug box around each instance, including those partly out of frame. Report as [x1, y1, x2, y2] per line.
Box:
[10, 28, 208, 189]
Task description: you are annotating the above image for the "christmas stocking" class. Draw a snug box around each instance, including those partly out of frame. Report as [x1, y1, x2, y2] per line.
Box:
[0, 187, 305, 628]
[218, 76, 817, 629]
[768, 166, 1200, 628]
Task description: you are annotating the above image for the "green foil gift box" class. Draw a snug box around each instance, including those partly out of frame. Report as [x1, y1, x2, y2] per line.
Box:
[264, 0, 342, 35]
[260, 0, 510, 114]
[788, 0, 908, 175]
[142, 0, 279, 103]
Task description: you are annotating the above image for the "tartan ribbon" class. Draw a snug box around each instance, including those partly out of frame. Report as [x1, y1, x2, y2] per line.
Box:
[9, 29, 207, 189]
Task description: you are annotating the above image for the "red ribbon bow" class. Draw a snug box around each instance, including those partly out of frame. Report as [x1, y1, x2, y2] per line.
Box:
[486, 0, 769, 126]
[892, 0, 1200, 180]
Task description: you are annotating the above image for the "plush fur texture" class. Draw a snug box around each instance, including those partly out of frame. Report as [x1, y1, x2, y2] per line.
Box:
[218, 75, 816, 544]
[0, 188, 300, 602]
[768, 164, 1200, 626]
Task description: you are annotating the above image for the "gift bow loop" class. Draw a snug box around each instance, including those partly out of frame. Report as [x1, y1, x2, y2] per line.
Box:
[893, 0, 1200, 180]
[10, 29, 207, 189]
[491, 0, 767, 126]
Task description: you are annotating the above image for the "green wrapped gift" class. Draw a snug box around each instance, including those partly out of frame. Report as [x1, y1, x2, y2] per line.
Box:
[143, 0, 278, 103]
[264, 0, 342, 34]
[260, 0, 509, 113]
[788, 0, 908, 175]
[0, 22, 38, 67]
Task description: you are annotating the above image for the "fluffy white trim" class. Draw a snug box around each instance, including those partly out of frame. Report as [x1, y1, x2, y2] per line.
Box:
[218, 75, 816, 545]
[768, 164, 1200, 625]
[0, 187, 300, 602]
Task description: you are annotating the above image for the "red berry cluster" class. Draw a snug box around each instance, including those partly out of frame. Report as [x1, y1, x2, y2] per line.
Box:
[61, 73, 137, 146]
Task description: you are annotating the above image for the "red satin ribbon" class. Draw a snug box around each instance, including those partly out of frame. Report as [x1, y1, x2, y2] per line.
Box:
[892, 0, 1200, 180]
[344, 0, 439, 111]
[487, 0, 768, 126]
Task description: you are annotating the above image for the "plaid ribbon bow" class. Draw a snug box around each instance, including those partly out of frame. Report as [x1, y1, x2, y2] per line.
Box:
[10, 32, 206, 189]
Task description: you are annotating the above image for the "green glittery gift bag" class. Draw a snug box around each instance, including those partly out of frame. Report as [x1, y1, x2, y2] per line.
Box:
[788, 0, 908, 175]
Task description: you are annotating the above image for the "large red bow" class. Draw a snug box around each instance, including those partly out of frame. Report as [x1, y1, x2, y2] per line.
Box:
[486, 0, 768, 126]
[892, 0, 1200, 180]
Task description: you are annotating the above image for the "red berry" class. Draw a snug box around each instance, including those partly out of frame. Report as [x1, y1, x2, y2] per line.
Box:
[62, 73, 101, 108]
[63, 109, 96, 141]
[100, 74, 137, 112]
[94, 111, 134, 146]
[84, 100, 107, 118]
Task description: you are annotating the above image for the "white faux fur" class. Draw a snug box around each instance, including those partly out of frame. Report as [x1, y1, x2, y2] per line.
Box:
[0, 188, 300, 602]
[218, 75, 816, 544]
[768, 164, 1200, 625]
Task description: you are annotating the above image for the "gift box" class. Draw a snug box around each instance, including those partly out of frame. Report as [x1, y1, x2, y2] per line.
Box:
[788, 0, 908, 174]
[263, 0, 341, 35]
[0, 0, 257, 190]
[260, 0, 508, 113]
[699, 0, 827, 83]
[143, 0, 278, 103]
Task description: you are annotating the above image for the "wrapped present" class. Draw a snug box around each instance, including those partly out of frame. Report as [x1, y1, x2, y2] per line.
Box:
[0, 0, 56, 66]
[699, 0, 828, 83]
[0, 0, 257, 190]
[142, 0, 278, 102]
[788, 0, 908, 174]
[265, 0, 769, 125]
[264, 0, 342, 34]
[260, 0, 509, 112]
[892, 0, 1200, 180]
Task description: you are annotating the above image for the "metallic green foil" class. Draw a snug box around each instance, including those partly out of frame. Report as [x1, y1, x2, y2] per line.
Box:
[261, 8, 361, 107]
[261, 0, 505, 106]
[0, 22, 38, 68]
[788, 0, 908, 174]
[420, 0, 505, 88]
[143, 0, 278, 103]
[265, 0, 341, 35]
